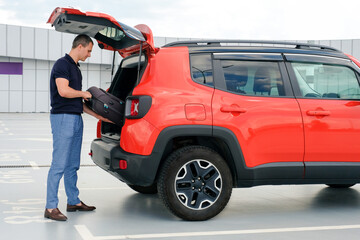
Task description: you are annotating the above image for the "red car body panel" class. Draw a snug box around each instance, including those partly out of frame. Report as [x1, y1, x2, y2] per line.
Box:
[298, 98, 360, 162]
[118, 24, 158, 58]
[212, 91, 305, 168]
[120, 47, 214, 155]
[120, 118, 160, 156]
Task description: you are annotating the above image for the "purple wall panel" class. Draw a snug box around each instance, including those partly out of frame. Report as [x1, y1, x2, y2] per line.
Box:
[0, 62, 23, 75]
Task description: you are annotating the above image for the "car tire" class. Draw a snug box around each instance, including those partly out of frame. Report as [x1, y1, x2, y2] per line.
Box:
[158, 145, 233, 221]
[128, 183, 158, 194]
[326, 184, 355, 188]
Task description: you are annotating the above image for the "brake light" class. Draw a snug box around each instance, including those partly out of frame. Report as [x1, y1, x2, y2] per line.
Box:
[130, 99, 140, 116]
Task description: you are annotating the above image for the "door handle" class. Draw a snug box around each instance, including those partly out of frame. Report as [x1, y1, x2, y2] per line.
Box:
[220, 106, 247, 113]
[306, 110, 330, 116]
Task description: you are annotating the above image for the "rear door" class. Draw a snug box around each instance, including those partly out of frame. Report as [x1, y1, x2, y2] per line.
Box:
[285, 54, 360, 178]
[47, 7, 156, 57]
[212, 53, 304, 177]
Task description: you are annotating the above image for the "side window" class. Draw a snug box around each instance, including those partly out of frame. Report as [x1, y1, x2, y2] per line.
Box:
[291, 62, 360, 99]
[190, 54, 214, 86]
[220, 61, 285, 96]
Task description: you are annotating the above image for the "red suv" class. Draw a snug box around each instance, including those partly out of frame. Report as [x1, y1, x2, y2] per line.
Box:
[48, 8, 360, 221]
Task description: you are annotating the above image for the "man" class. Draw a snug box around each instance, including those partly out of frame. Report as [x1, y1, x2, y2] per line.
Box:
[45, 34, 110, 221]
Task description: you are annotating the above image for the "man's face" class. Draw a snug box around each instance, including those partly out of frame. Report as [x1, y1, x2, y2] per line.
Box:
[79, 42, 93, 61]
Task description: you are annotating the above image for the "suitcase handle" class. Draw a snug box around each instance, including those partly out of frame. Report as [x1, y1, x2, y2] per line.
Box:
[85, 98, 93, 107]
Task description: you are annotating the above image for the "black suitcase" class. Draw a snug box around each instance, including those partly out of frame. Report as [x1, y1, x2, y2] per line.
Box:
[86, 86, 125, 126]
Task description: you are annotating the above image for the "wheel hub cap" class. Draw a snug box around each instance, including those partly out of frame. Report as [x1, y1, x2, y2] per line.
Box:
[175, 159, 222, 210]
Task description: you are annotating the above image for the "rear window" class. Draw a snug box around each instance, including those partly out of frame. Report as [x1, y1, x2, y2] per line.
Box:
[190, 54, 214, 86]
[99, 27, 126, 41]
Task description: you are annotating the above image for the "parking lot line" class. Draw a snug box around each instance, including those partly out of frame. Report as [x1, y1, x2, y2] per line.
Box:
[59, 187, 127, 191]
[75, 224, 360, 240]
[28, 161, 40, 170]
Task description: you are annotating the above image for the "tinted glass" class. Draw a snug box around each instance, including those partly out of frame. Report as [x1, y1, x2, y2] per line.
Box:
[291, 62, 360, 99]
[220, 61, 285, 96]
[190, 54, 214, 86]
[99, 27, 126, 41]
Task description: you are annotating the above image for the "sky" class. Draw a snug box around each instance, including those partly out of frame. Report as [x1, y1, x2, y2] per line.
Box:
[0, 0, 360, 41]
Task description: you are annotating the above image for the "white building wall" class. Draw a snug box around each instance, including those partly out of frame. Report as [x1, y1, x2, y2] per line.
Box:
[1, 23, 360, 112]
[21, 27, 35, 59]
[0, 56, 9, 112]
[7, 25, 21, 58]
[0, 23, 116, 112]
[0, 25, 6, 56]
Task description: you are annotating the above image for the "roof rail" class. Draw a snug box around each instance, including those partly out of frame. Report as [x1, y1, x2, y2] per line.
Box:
[163, 40, 340, 52]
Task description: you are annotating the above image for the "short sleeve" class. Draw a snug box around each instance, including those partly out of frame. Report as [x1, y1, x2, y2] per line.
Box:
[52, 59, 70, 81]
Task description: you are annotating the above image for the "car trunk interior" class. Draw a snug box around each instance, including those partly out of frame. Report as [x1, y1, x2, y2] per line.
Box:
[100, 53, 147, 141]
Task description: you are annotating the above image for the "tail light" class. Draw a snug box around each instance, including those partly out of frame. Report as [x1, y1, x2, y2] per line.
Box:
[130, 99, 140, 116]
[125, 96, 152, 119]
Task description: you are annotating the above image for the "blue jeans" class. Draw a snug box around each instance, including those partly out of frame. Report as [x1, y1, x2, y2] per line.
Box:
[46, 113, 83, 209]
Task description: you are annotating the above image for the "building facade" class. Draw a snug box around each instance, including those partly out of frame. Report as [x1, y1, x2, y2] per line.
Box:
[0, 23, 360, 112]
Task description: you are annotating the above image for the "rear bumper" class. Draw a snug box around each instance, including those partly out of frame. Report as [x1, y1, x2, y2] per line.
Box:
[90, 125, 214, 186]
[90, 138, 159, 186]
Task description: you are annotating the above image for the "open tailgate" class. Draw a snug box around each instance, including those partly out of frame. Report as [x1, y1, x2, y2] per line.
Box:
[47, 7, 156, 57]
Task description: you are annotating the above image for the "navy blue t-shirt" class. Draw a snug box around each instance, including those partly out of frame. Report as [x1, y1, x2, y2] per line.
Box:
[50, 54, 83, 114]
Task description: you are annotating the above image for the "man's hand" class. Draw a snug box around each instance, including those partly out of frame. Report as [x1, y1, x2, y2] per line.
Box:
[82, 91, 92, 101]
[83, 103, 114, 124]
[97, 115, 114, 124]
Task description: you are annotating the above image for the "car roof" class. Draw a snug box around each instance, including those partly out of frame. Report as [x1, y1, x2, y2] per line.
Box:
[163, 40, 348, 59]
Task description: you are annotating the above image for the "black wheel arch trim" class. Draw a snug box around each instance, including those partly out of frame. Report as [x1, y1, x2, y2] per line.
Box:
[152, 125, 305, 187]
[152, 125, 251, 185]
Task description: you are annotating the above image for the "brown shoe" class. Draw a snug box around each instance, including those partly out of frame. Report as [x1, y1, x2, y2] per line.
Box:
[44, 208, 67, 221]
[67, 201, 96, 212]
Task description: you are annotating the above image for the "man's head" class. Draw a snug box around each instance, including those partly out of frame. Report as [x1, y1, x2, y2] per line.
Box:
[71, 34, 94, 62]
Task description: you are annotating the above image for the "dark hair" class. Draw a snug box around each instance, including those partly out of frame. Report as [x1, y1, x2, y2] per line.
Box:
[72, 34, 93, 49]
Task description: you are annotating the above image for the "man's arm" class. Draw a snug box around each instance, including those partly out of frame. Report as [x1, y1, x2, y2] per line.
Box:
[56, 78, 91, 99]
[83, 103, 113, 123]
[56, 78, 113, 123]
